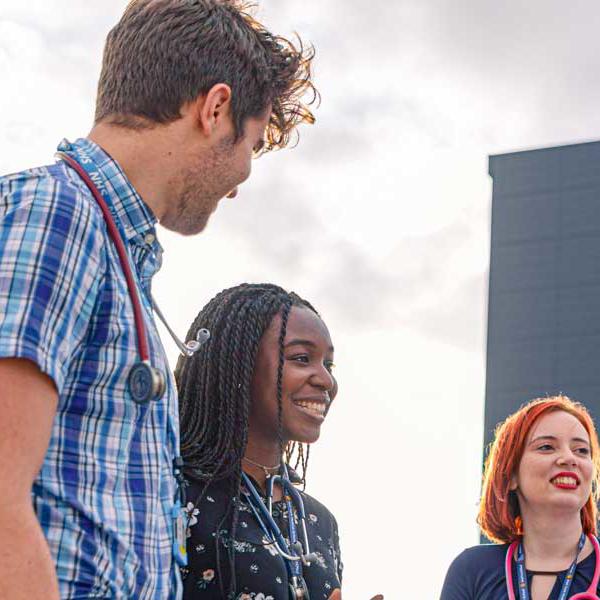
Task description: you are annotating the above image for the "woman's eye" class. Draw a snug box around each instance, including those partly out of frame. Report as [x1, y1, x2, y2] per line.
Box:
[537, 444, 554, 451]
[576, 447, 591, 456]
[289, 354, 309, 364]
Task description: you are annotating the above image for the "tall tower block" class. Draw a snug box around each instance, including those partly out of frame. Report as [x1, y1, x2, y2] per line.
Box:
[485, 141, 600, 448]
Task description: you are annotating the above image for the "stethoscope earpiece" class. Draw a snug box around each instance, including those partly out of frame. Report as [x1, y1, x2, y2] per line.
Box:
[180, 328, 211, 356]
[152, 300, 211, 358]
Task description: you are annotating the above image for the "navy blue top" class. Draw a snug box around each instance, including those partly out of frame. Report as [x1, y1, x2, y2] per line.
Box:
[440, 543, 599, 599]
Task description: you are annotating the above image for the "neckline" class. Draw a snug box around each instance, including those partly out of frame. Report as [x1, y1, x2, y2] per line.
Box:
[522, 542, 595, 576]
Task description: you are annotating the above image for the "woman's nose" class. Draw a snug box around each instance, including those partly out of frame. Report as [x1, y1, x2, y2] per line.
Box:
[557, 449, 578, 465]
[310, 364, 335, 391]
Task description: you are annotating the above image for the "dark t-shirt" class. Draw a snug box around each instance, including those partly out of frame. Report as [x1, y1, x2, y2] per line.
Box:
[181, 474, 343, 600]
[440, 543, 599, 600]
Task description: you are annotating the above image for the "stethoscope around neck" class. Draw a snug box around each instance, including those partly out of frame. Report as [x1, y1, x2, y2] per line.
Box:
[242, 464, 317, 600]
[505, 533, 600, 600]
[57, 152, 209, 404]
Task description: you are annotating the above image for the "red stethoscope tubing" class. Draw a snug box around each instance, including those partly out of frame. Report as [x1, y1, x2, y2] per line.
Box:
[57, 152, 151, 362]
[505, 534, 600, 600]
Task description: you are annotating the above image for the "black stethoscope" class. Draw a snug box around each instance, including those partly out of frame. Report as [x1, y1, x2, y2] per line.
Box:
[56, 151, 209, 404]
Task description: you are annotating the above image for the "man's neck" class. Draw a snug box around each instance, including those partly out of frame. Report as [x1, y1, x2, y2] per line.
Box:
[521, 506, 586, 569]
[88, 122, 181, 222]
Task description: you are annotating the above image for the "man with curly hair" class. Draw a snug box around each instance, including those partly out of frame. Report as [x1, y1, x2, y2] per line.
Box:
[0, 2, 317, 599]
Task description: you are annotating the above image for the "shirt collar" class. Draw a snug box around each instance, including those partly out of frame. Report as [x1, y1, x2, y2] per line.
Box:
[59, 137, 157, 242]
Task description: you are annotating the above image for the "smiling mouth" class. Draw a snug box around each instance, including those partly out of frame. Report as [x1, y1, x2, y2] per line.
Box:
[292, 398, 329, 420]
[550, 472, 580, 489]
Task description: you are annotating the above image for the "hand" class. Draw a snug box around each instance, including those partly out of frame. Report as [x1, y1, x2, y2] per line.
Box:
[327, 590, 384, 600]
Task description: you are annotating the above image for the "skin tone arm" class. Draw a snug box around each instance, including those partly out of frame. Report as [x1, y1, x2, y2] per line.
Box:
[0, 358, 59, 600]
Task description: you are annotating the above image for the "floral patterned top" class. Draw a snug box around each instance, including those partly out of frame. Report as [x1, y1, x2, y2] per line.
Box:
[181, 473, 343, 600]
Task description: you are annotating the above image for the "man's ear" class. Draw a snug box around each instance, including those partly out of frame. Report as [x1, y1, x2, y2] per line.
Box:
[194, 83, 233, 137]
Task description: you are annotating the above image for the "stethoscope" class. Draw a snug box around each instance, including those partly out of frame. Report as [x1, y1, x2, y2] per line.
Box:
[505, 533, 600, 600]
[242, 464, 317, 600]
[56, 151, 210, 404]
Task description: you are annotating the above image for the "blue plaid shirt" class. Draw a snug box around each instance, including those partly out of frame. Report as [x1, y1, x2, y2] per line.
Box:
[0, 138, 182, 600]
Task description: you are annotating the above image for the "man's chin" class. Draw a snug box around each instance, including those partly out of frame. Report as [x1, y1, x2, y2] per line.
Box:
[160, 213, 210, 236]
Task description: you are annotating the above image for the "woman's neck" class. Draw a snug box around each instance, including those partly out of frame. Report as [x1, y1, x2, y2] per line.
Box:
[243, 437, 282, 490]
[521, 508, 586, 569]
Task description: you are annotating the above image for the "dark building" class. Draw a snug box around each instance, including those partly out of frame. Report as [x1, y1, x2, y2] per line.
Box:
[485, 140, 600, 449]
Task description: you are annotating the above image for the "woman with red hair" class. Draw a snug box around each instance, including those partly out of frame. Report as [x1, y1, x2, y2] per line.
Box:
[441, 395, 600, 600]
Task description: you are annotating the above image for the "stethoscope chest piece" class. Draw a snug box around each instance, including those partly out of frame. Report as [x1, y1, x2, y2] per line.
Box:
[128, 361, 166, 404]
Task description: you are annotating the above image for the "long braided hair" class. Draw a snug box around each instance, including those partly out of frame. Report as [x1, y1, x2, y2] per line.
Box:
[175, 283, 317, 597]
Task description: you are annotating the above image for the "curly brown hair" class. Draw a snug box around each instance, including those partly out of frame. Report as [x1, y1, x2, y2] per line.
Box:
[95, 0, 319, 153]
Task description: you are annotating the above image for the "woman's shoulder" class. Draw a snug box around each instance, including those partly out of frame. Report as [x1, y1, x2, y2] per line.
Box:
[441, 543, 509, 599]
[447, 542, 510, 577]
[184, 475, 233, 517]
[299, 489, 337, 523]
[451, 542, 509, 566]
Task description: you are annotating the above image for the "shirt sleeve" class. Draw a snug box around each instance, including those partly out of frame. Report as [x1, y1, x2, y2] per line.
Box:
[331, 513, 343, 584]
[0, 169, 105, 393]
[439, 549, 475, 600]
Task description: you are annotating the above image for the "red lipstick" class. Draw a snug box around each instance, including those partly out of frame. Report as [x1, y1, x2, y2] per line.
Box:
[550, 471, 580, 490]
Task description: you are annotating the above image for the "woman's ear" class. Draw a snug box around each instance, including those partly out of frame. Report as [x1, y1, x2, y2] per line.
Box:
[509, 473, 518, 492]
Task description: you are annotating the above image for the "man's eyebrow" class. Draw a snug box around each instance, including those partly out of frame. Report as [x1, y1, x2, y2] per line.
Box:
[529, 435, 590, 445]
[284, 339, 335, 352]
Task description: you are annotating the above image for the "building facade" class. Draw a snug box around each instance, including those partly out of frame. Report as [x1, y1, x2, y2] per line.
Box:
[485, 141, 600, 449]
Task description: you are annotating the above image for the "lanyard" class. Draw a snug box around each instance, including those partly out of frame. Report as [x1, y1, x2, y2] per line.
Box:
[515, 533, 586, 600]
[241, 473, 303, 579]
[283, 490, 302, 578]
[274, 465, 303, 578]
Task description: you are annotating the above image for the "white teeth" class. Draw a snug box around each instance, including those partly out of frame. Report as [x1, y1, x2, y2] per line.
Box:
[552, 476, 578, 486]
[295, 401, 326, 415]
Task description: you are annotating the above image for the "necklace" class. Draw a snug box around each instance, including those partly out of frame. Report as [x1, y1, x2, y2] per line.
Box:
[242, 456, 281, 478]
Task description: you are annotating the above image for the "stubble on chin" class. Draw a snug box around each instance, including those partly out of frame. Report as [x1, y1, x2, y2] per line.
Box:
[161, 167, 216, 236]
[162, 137, 237, 236]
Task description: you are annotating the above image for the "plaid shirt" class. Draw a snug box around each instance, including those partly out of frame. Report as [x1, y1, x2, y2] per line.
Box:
[0, 138, 182, 600]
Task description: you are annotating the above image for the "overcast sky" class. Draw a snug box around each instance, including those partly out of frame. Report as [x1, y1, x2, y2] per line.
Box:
[2, 1, 600, 597]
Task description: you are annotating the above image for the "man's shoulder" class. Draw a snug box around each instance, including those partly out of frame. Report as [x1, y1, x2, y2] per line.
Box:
[0, 163, 105, 235]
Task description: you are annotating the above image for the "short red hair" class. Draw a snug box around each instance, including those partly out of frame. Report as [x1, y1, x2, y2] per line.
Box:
[478, 395, 600, 543]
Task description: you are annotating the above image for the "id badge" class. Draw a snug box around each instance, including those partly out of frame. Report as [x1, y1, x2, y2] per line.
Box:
[172, 500, 188, 567]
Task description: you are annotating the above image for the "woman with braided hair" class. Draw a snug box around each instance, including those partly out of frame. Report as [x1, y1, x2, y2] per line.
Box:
[176, 283, 358, 600]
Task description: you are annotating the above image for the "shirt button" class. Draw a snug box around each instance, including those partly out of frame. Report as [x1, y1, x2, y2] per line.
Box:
[144, 233, 155, 245]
